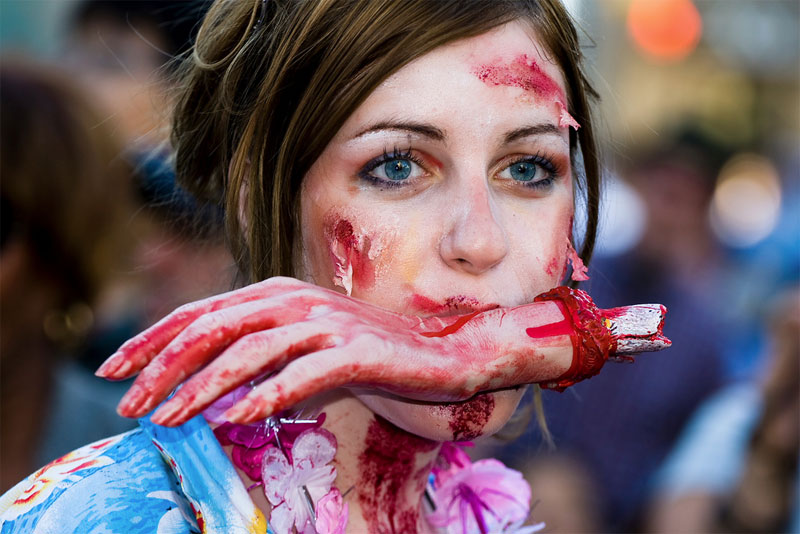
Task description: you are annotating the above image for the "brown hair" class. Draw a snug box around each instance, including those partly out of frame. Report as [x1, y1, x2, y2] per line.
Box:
[172, 0, 600, 283]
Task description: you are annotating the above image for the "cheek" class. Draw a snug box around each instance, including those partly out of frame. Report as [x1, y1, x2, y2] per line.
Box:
[350, 210, 435, 309]
[324, 215, 376, 296]
[308, 209, 405, 299]
[508, 200, 574, 291]
[391, 217, 426, 286]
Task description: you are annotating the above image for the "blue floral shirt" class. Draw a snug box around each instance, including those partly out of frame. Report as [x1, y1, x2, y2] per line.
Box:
[0, 415, 269, 534]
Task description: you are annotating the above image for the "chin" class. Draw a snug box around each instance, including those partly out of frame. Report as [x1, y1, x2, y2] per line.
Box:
[354, 387, 525, 442]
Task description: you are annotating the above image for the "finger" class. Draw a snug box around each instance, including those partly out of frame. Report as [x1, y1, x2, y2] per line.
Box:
[224, 348, 361, 423]
[149, 324, 336, 426]
[117, 298, 313, 417]
[224, 348, 468, 423]
[96, 277, 308, 379]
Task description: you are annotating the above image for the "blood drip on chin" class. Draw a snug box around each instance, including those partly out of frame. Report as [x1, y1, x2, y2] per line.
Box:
[357, 416, 438, 534]
[438, 393, 496, 441]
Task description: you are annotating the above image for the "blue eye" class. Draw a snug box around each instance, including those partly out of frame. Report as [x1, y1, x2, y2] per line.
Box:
[498, 155, 560, 190]
[359, 148, 425, 187]
[509, 161, 540, 182]
[383, 159, 412, 181]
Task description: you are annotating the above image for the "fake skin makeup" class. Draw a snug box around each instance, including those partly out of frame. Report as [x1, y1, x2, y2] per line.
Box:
[297, 20, 578, 445]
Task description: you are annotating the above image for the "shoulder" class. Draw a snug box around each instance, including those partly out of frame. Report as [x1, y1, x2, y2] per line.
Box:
[0, 428, 200, 534]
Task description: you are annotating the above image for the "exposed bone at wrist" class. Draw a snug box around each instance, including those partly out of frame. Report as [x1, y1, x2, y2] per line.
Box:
[604, 304, 671, 356]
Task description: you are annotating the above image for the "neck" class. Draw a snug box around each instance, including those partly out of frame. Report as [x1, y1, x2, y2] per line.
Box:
[224, 392, 441, 534]
[325, 395, 441, 534]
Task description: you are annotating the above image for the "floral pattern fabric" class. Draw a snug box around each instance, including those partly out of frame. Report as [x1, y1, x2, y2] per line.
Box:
[0, 415, 269, 534]
[1, 414, 541, 534]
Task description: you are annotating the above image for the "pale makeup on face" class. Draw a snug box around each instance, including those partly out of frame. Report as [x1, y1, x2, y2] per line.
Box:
[298, 21, 576, 439]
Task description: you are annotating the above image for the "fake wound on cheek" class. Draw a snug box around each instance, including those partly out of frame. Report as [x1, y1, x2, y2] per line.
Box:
[323, 216, 377, 296]
[472, 53, 581, 130]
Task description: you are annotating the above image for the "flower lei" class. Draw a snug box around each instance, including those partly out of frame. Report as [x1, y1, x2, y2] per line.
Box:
[426, 442, 545, 534]
[205, 387, 347, 534]
[205, 389, 543, 534]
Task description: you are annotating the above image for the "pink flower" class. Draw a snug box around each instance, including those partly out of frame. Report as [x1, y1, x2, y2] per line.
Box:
[261, 428, 338, 534]
[427, 458, 531, 534]
[211, 411, 326, 482]
[315, 487, 349, 534]
[440, 442, 474, 469]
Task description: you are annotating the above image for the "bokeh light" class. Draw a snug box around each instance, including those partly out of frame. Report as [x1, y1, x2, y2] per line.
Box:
[709, 153, 782, 248]
[595, 175, 647, 257]
[627, 0, 702, 61]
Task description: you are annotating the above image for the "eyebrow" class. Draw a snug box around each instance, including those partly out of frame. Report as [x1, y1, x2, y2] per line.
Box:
[503, 123, 561, 144]
[351, 120, 561, 145]
[353, 121, 445, 142]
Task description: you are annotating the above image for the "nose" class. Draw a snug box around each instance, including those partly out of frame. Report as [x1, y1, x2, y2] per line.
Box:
[439, 185, 509, 275]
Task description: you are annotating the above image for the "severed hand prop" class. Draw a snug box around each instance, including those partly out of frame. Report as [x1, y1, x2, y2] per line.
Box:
[97, 278, 670, 426]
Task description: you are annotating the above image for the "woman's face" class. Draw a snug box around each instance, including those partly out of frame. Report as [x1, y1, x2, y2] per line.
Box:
[298, 21, 575, 440]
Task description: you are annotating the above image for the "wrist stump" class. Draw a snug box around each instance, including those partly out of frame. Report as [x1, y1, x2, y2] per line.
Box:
[533, 286, 614, 392]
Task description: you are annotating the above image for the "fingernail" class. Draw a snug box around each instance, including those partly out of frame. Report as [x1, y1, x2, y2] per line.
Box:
[111, 360, 133, 379]
[151, 401, 182, 426]
[225, 401, 260, 424]
[95, 354, 120, 377]
[118, 387, 149, 416]
[223, 404, 247, 423]
[159, 408, 188, 427]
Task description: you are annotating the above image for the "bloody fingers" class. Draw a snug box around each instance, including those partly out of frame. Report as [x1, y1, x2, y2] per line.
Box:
[117, 299, 314, 417]
[96, 277, 309, 380]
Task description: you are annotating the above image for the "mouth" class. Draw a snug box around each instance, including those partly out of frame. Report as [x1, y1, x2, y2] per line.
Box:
[409, 293, 500, 317]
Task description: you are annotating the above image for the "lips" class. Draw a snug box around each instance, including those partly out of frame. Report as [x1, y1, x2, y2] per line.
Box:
[410, 293, 499, 317]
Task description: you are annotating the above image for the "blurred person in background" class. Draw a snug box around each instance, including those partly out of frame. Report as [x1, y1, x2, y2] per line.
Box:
[30, 0, 234, 467]
[495, 129, 730, 532]
[0, 60, 137, 490]
[647, 286, 799, 533]
[62, 0, 207, 151]
[57, 0, 228, 323]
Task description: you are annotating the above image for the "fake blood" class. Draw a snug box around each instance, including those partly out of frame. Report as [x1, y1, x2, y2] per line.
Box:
[420, 311, 480, 338]
[410, 294, 444, 314]
[410, 294, 490, 316]
[525, 318, 572, 339]
[473, 54, 581, 131]
[440, 393, 496, 441]
[545, 255, 561, 277]
[357, 416, 438, 534]
[328, 218, 375, 293]
[532, 287, 616, 391]
[474, 54, 564, 100]
[566, 238, 589, 281]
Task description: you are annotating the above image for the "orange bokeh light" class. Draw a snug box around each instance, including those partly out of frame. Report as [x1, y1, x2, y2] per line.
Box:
[627, 0, 702, 61]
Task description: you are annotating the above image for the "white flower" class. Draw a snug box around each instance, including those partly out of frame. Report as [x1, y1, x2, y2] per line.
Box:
[261, 429, 338, 534]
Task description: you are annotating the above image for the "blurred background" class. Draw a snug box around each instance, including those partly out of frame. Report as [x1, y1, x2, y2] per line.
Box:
[1, 0, 798, 532]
